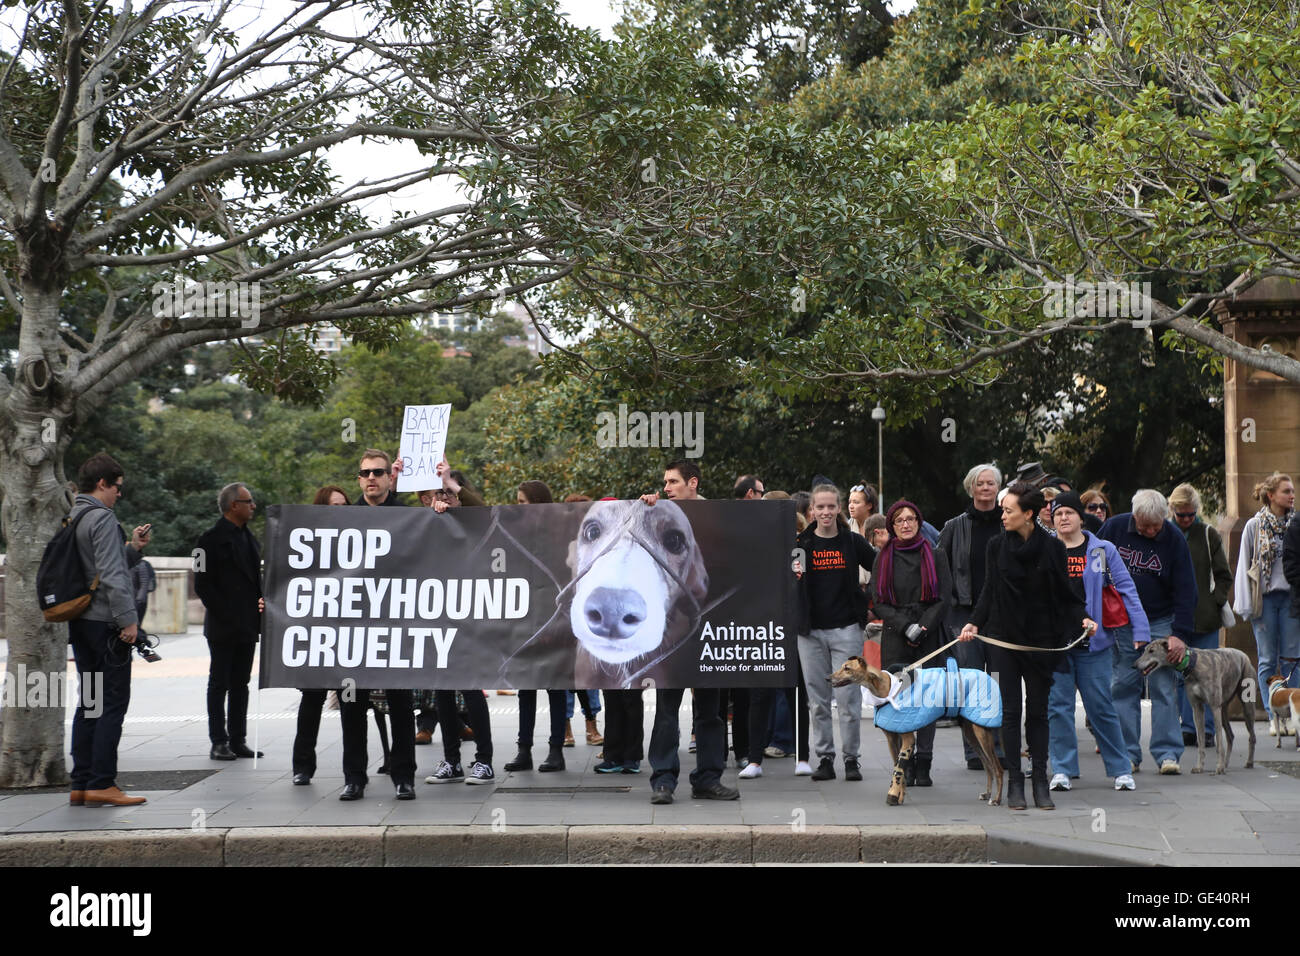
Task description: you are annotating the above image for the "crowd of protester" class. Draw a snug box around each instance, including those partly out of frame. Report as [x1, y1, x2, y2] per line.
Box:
[58, 446, 1300, 811]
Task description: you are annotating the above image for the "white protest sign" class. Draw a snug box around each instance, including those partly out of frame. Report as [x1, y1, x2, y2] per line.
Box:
[396, 404, 452, 492]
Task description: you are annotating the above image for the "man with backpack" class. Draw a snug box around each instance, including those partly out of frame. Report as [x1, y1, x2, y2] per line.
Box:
[66, 453, 153, 807]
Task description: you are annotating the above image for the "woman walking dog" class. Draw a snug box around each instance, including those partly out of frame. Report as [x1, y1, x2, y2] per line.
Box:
[961, 482, 1096, 810]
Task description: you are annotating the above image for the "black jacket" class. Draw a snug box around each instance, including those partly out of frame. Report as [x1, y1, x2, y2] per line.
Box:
[872, 544, 952, 669]
[195, 516, 262, 643]
[1283, 517, 1300, 620]
[970, 525, 1085, 650]
[795, 524, 876, 633]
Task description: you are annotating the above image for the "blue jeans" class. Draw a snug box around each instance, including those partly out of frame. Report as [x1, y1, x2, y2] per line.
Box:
[1253, 591, 1300, 716]
[1179, 631, 1220, 736]
[68, 618, 134, 791]
[768, 689, 794, 752]
[1049, 646, 1130, 778]
[1111, 617, 1183, 767]
[565, 690, 601, 719]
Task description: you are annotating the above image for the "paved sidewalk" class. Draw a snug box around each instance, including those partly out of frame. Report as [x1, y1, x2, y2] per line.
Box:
[3, 629, 1299, 865]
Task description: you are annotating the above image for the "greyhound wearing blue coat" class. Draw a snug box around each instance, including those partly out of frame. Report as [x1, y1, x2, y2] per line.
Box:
[832, 656, 1004, 806]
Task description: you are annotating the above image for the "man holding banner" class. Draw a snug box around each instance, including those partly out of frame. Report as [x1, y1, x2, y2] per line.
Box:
[640, 460, 739, 805]
[338, 449, 417, 801]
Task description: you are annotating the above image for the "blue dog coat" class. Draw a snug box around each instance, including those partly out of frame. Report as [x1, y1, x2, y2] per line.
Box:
[872, 658, 1002, 734]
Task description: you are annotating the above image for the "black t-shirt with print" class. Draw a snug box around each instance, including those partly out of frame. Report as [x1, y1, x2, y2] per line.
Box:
[1064, 541, 1088, 605]
[807, 534, 857, 629]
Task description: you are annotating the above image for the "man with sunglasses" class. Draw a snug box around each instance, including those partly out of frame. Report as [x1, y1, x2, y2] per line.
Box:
[336, 449, 417, 800]
[354, 448, 406, 507]
[195, 482, 264, 762]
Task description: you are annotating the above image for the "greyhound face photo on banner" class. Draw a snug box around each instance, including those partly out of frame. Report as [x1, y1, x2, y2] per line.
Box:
[567, 500, 709, 668]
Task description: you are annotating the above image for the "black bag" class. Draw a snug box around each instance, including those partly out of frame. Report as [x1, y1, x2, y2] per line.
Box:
[37, 508, 101, 622]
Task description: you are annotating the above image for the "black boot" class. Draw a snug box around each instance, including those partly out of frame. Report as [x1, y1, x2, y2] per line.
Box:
[538, 745, 566, 772]
[1006, 772, 1026, 810]
[914, 755, 933, 787]
[504, 748, 532, 772]
[1031, 769, 1055, 810]
[903, 755, 916, 788]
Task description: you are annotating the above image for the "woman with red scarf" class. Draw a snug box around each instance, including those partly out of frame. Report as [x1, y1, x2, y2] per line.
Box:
[871, 500, 952, 788]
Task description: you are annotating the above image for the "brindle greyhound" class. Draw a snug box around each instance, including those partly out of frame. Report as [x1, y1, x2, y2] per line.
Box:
[831, 656, 1004, 807]
[1134, 638, 1256, 775]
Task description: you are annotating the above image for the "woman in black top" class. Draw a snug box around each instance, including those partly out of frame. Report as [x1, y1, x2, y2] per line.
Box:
[960, 482, 1095, 810]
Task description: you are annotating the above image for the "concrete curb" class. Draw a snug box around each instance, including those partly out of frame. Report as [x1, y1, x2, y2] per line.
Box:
[0, 828, 227, 867]
[985, 828, 1168, 867]
[0, 824, 1160, 865]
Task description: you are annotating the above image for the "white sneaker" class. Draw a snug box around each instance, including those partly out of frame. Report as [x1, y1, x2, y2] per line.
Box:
[794, 761, 813, 776]
[1049, 773, 1071, 791]
[738, 762, 763, 779]
[1114, 774, 1136, 791]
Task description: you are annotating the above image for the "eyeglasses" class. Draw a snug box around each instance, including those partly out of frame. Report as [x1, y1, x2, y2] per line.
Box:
[894, 516, 918, 525]
[1174, 511, 1196, 519]
[234, 498, 254, 505]
[1084, 503, 1107, 512]
[358, 468, 388, 478]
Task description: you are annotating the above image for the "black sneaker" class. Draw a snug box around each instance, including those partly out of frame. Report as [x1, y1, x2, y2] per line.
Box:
[811, 758, 836, 781]
[844, 758, 862, 781]
[650, 785, 674, 805]
[691, 782, 740, 801]
[425, 760, 464, 784]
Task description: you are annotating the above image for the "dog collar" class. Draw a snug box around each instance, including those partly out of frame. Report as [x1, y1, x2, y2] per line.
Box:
[1173, 648, 1195, 673]
[863, 670, 902, 709]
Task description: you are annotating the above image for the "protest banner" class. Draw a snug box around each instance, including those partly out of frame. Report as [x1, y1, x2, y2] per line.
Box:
[259, 498, 799, 689]
[395, 403, 451, 491]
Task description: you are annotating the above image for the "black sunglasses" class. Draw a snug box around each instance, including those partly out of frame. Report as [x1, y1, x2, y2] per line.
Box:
[1084, 503, 1107, 512]
[358, 468, 388, 478]
[1174, 511, 1196, 519]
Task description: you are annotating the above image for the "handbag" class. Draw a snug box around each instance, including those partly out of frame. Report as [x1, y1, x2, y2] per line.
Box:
[1097, 547, 1129, 628]
[1205, 525, 1236, 629]
[1101, 581, 1129, 628]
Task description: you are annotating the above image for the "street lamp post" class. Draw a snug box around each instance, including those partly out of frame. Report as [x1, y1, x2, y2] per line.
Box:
[871, 404, 886, 501]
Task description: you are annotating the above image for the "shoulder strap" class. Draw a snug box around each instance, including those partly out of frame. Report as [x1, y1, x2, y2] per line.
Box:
[65, 504, 100, 538]
[1091, 543, 1114, 586]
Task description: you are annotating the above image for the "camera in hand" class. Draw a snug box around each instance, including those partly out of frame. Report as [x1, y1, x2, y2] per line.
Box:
[904, 623, 925, 646]
[134, 629, 162, 663]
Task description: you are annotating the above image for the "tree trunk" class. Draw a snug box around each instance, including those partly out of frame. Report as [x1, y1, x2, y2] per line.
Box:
[0, 286, 76, 788]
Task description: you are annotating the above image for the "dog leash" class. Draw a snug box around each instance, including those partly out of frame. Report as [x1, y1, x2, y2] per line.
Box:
[900, 628, 1093, 675]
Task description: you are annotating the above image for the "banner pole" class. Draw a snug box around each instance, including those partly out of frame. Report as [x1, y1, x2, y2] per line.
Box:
[253, 676, 261, 769]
